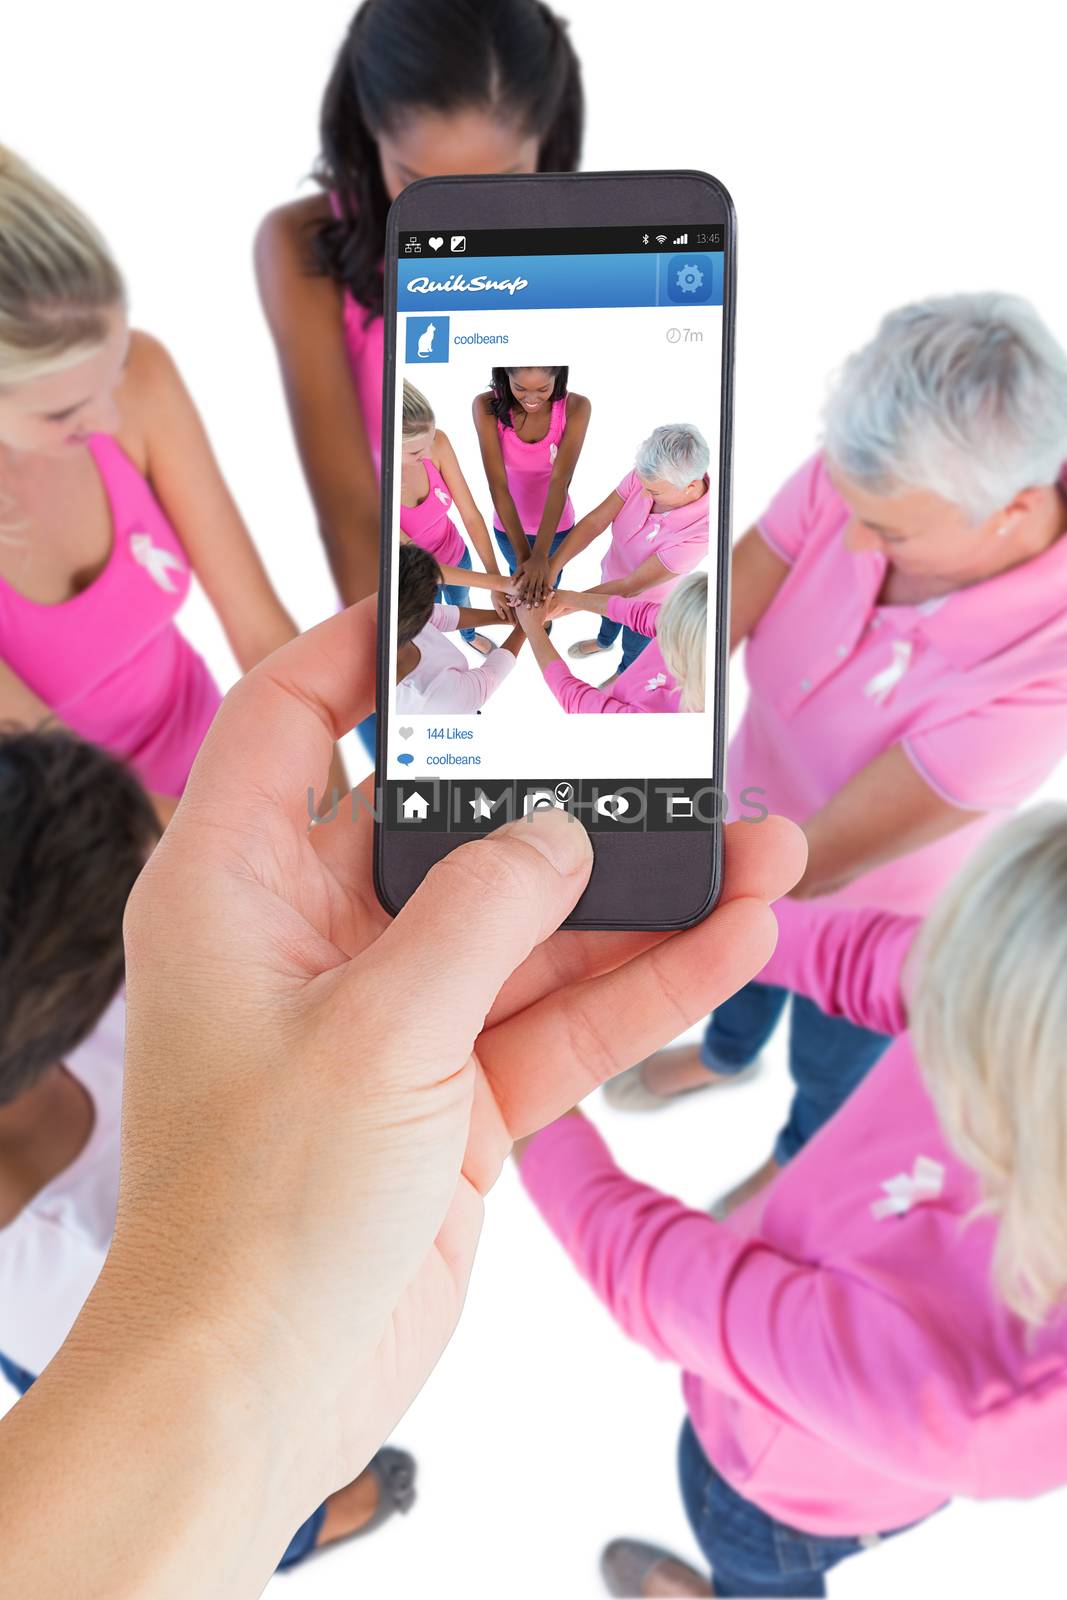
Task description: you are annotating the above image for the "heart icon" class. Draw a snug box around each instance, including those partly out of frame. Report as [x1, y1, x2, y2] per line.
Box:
[398, 753, 414, 766]
[399, 726, 414, 739]
[428, 236, 444, 251]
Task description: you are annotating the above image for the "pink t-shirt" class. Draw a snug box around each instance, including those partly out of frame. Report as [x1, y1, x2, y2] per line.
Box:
[731, 452, 1067, 911]
[398, 457, 466, 567]
[396, 604, 514, 714]
[544, 597, 681, 713]
[0, 435, 221, 796]
[493, 396, 574, 538]
[521, 896, 1067, 1538]
[330, 193, 385, 479]
[600, 470, 710, 602]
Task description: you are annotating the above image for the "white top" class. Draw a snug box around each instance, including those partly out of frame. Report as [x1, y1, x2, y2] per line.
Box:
[397, 604, 515, 714]
[0, 994, 124, 1377]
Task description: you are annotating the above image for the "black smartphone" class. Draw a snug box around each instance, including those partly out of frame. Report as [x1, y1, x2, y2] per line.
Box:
[374, 170, 735, 930]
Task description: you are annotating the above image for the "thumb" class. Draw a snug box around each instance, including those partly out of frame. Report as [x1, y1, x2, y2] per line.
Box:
[356, 808, 592, 1074]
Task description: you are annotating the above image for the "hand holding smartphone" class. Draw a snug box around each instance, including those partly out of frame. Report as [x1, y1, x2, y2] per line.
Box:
[375, 170, 735, 929]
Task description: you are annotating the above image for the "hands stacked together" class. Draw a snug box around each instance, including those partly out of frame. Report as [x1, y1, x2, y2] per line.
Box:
[487, 565, 584, 632]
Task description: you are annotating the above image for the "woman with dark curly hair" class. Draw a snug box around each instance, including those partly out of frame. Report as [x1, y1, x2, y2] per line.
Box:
[255, 0, 584, 616]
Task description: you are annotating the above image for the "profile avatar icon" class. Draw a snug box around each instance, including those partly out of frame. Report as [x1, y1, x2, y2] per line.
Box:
[405, 314, 450, 363]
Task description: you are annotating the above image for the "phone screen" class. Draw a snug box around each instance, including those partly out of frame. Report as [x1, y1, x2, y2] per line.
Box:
[380, 208, 728, 883]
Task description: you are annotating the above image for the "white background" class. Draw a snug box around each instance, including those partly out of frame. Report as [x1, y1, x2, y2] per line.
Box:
[385, 302, 722, 779]
[4, 2, 1067, 1596]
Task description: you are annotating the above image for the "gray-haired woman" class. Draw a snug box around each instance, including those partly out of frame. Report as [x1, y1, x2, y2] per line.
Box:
[548, 423, 711, 677]
[609, 294, 1067, 1212]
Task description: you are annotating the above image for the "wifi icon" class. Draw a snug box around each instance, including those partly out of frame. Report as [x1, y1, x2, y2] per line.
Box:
[655, 233, 668, 244]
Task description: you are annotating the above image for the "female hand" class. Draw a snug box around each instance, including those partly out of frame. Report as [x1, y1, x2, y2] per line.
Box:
[9, 597, 802, 1595]
[515, 553, 552, 607]
[546, 589, 581, 619]
[516, 600, 554, 634]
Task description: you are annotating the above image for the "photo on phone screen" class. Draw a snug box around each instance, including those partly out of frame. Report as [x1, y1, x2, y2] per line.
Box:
[375, 172, 734, 930]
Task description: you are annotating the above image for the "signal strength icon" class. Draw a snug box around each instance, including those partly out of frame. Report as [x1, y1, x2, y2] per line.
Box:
[655, 233, 668, 244]
[673, 232, 688, 246]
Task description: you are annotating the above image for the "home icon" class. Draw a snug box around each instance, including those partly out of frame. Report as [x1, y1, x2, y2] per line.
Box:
[402, 790, 429, 821]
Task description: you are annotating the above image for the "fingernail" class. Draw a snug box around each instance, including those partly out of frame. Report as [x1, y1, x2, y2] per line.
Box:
[500, 806, 591, 875]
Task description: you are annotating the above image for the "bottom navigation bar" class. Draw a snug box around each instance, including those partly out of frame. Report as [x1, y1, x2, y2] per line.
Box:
[384, 779, 724, 833]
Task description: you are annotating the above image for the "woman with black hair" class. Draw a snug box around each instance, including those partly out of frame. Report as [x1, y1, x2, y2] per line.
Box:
[473, 365, 592, 606]
[255, 0, 584, 621]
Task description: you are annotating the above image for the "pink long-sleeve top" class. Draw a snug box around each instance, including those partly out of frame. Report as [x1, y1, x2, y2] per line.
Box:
[520, 898, 1067, 1537]
[544, 597, 681, 714]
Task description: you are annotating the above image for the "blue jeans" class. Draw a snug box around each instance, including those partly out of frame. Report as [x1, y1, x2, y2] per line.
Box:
[678, 1419, 921, 1597]
[595, 614, 652, 673]
[0, 1349, 326, 1569]
[494, 526, 572, 583]
[701, 981, 891, 1164]
[355, 712, 376, 762]
[440, 543, 476, 643]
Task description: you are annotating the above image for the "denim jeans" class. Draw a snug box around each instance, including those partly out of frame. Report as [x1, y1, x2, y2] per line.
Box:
[701, 981, 891, 1164]
[595, 614, 652, 673]
[439, 543, 476, 642]
[0, 1349, 326, 1568]
[678, 1418, 921, 1597]
[355, 711, 377, 762]
[494, 526, 572, 583]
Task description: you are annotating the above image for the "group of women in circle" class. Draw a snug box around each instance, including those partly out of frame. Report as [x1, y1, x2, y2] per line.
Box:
[394, 369, 711, 716]
[5, 0, 1067, 1595]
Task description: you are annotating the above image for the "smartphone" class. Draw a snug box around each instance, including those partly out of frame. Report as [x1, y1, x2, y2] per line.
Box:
[374, 170, 735, 930]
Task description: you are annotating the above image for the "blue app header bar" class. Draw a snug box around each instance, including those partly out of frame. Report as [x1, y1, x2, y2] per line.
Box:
[396, 251, 724, 312]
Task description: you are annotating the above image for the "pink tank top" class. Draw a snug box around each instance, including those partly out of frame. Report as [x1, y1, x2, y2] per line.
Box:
[0, 434, 221, 796]
[493, 395, 574, 537]
[398, 457, 466, 567]
[329, 193, 385, 480]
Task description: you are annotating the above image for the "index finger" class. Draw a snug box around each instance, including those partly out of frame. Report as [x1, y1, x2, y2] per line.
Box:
[182, 597, 378, 832]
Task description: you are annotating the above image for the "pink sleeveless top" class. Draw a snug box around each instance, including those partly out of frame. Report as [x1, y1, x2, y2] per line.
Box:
[0, 434, 221, 796]
[493, 395, 574, 537]
[329, 193, 385, 479]
[398, 457, 466, 567]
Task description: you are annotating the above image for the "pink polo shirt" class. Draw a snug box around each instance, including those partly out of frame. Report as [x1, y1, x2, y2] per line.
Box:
[732, 452, 1067, 911]
[521, 896, 1067, 1538]
[600, 470, 710, 602]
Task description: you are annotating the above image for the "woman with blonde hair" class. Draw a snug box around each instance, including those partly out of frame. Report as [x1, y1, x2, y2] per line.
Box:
[516, 572, 708, 713]
[520, 805, 1067, 1597]
[0, 147, 331, 825]
[398, 379, 503, 651]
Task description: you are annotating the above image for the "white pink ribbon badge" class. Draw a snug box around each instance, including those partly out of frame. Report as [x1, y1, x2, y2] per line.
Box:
[130, 532, 185, 595]
[870, 1155, 945, 1221]
[863, 639, 913, 705]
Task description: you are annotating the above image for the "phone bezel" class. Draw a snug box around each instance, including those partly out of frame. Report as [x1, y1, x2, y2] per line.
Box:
[374, 170, 735, 931]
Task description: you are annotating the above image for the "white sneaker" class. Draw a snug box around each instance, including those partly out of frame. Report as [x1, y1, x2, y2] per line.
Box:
[602, 1055, 763, 1112]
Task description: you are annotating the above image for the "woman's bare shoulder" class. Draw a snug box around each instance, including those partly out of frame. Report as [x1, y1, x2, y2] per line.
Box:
[254, 194, 337, 307]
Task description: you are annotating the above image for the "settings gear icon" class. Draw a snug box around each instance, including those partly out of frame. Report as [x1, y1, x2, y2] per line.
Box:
[675, 261, 704, 294]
